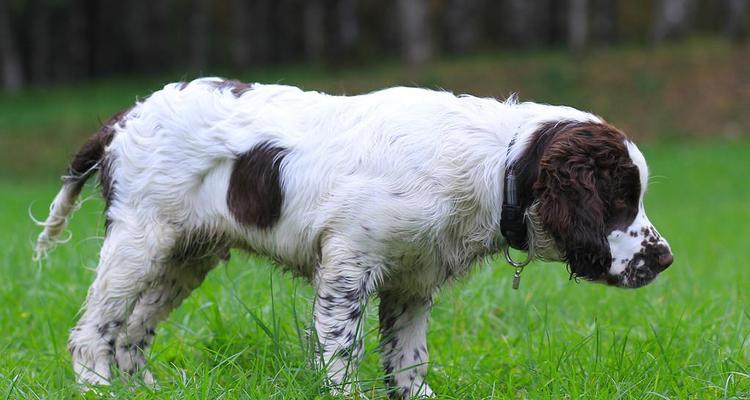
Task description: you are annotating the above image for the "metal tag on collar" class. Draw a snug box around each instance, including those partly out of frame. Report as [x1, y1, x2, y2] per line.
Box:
[512, 267, 523, 290]
[503, 243, 531, 290]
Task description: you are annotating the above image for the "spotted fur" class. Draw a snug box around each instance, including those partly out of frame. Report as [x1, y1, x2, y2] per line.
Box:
[34, 78, 672, 397]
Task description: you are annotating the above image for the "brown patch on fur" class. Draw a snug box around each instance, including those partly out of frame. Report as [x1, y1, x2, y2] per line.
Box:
[227, 142, 288, 228]
[65, 107, 131, 232]
[67, 108, 129, 181]
[99, 154, 115, 233]
[211, 79, 254, 97]
[516, 121, 640, 280]
[509, 122, 567, 250]
[99, 154, 115, 208]
[96, 108, 132, 209]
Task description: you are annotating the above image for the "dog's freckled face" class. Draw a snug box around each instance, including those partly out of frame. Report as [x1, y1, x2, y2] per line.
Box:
[513, 122, 672, 288]
[34, 78, 672, 397]
[604, 141, 673, 287]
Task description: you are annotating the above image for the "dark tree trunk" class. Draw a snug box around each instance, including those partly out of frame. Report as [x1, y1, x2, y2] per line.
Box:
[336, 0, 359, 58]
[28, 0, 51, 85]
[252, 0, 272, 64]
[148, 0, 170, 71]
[91, 0, 125, 76]
[591, 0, 617, 44]
[652, 0, 695, 42]
[444, 0, 481, 54]
[234, 0, 272, 65]
[66, 0, 90, 80]
[230, 0, 252, 68]
[272, 0, 303, 63]
[304, 0, 325, 62]
[190, 0, 210, 72]
[505, 0, 550, 47]
[724, 0, 747, 43]
[126, 0, 152, 73]
[0, 0, 23, 91]
[123, 0, 170, 74]
[567, 0, 588, 52]
[396, 0, 433, 64]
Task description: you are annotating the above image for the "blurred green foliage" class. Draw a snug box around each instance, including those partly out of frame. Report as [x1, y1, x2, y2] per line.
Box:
[1, 38, 748, 181]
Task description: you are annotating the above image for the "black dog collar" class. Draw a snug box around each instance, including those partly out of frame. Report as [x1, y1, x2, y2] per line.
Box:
[500, 135, 533, 289]
[500, 138, 529, 251]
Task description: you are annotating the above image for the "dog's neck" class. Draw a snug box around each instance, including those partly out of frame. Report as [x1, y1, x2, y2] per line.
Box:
[497, 105, 601, 257]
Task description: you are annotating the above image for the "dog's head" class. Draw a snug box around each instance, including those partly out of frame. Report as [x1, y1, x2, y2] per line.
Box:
[517, 121, 672, 288]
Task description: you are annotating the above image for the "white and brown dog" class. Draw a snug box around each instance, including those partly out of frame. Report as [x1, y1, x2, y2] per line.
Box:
[35, 78, 672, 397]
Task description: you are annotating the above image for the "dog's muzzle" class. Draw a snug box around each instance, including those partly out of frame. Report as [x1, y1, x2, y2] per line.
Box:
[609, 244, 673, 288]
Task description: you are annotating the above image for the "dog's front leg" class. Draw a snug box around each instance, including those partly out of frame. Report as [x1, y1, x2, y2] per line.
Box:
[313, 240, 379, 395]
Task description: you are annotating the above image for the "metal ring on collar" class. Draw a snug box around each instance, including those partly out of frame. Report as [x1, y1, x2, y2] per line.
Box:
[502, 243, 531, 268]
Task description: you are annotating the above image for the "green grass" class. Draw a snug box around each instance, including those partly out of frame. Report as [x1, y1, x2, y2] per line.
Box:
[2, 39, 750, 398]
[2, 138, 750, 399]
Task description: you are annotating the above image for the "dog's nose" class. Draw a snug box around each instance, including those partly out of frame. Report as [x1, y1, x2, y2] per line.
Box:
[655, 253, 673, 272]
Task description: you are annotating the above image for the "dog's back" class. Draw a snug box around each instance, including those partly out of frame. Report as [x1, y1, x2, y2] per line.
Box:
[50, 79, 514, 274]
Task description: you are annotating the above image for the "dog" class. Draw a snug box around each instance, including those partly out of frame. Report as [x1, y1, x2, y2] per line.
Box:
[34, 78, 673, 397]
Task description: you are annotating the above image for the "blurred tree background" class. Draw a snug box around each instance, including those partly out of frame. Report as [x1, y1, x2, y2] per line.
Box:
[0, 0, 749, 180]
[4, 4, 750, 399]
[1, 0, 747, 89]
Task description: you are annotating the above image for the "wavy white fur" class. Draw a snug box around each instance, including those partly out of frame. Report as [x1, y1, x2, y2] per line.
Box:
[34, 78, 670, 397]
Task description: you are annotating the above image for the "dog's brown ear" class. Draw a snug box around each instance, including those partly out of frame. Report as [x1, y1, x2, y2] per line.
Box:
[534, 128, 611, 280]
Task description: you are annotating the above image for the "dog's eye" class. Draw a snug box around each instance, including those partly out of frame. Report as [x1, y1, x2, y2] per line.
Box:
[613, 199, 627, 209]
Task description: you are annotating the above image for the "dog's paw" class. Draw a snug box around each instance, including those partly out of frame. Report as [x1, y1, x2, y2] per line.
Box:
[389, 383, 434, 399]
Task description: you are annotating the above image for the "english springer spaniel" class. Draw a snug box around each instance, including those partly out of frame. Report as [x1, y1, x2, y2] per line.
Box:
[34, 78, 672, 397]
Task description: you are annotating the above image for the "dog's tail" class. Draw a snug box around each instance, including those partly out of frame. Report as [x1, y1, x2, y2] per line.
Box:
[33, 109, 127, 261]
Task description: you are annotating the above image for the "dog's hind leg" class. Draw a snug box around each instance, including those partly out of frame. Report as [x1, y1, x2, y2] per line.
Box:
[68, 219, 177, 387]
[378, 290, 433, 399]
[114, 253, 221, 385]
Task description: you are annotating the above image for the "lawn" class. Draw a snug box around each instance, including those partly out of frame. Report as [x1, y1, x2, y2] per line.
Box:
[2, 40, 750, 399]
[2, 138, 749, 399]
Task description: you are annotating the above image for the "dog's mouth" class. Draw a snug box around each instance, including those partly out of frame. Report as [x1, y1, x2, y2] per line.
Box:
[603, 256, 668, 288]
[605, 269, 657, 289]
[578, 272, 655, 289]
